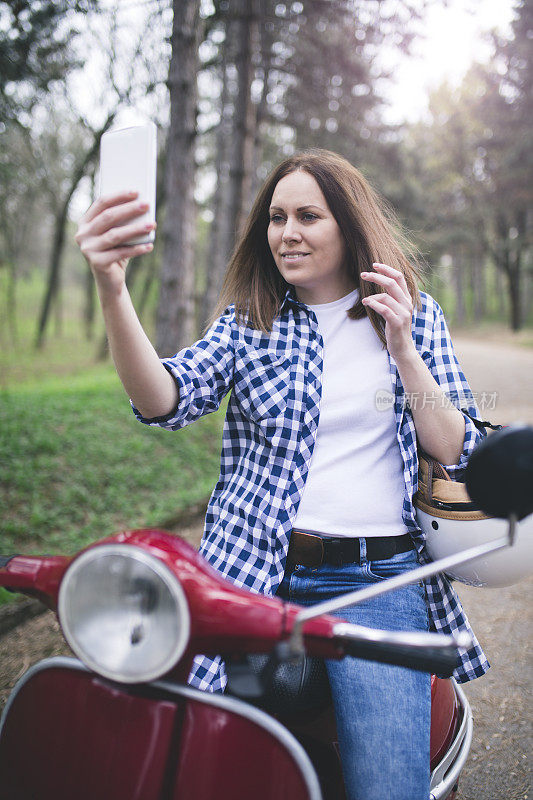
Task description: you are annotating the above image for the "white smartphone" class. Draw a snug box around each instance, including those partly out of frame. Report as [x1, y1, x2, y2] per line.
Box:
[99, 122, 157, 245]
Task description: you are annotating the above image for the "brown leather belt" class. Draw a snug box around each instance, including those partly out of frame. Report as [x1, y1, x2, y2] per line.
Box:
[287, 531, 413, 568]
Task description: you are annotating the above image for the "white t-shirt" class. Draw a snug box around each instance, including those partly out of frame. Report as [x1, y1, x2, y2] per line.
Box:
[293, 289, 407, 538]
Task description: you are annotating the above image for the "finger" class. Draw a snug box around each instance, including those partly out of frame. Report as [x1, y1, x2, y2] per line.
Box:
[362, 292, 413, 326]
[90, 200, 152, 236]
[361, 295, 396, 322]
[83, 191, 139, 223]
[363, 292, 404, 314]
[361, 272, 412, 309]
[361, 271, 410, 306]
[75, 205, 152, 247]
[89, 219, 156, 252]
[361, 272, 406, 301]
[372, 262, 410, 297]
[88, 242, 154, 268]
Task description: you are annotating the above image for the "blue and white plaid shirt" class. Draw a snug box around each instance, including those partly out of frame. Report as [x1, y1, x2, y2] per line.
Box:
[134, 290, 489, 691]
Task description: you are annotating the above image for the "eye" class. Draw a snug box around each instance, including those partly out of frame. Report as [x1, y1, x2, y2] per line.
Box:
[301, 212, 318, 222]
[269, 213, 285, 224]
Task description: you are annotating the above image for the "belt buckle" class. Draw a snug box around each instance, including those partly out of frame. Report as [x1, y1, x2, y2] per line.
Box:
[290, 531, 324, 567]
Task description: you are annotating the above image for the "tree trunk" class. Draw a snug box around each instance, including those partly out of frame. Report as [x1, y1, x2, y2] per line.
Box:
[84, 264, 96, 341]
[4, 260, 18, 342]
[226, 0, 258, 240]
[35, 115, 115, 349]
[35, 201, 69, 348]
[250, 0, 272, 203]
[201, 23, 232, 328]
[522, 266, 532, 325]
[453, 250, 465, 326]
[508, 264, 521, 331]
[494, 261, 506, 317]
[471, 245, 486, 322]
[84, 170, 97, 340]
[156, 0, 202, 356]
[201, 0, 259, 328]
[495, 210, 523, 332]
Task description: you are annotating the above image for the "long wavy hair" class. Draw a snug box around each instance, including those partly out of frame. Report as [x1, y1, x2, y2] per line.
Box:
[211, 149, 422, 346]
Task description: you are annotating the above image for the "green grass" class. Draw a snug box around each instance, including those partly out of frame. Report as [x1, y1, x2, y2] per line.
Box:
[0, 270, 227, 607]
[0, 375, 224, 556]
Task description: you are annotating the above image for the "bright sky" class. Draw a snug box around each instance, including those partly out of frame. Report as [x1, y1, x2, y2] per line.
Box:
[381, 0, 517, 123]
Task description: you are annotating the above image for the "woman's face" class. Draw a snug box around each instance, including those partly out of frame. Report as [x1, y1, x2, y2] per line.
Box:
[267, 169, 354, 305]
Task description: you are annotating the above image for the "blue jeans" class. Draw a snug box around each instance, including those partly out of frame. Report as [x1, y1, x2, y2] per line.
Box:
[278, 546, 431, 800]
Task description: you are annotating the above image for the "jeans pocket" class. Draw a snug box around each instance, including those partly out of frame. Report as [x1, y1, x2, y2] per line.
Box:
[366, 548, 419, 581]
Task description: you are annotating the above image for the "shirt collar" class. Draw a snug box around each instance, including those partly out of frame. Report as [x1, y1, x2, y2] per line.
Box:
[279, 288, 308, 315]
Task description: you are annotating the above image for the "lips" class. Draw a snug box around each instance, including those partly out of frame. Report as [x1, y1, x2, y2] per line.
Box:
[281, 252, 310, 260]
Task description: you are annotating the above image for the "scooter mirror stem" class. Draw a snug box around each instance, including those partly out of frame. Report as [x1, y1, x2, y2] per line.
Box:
[289, 527, 515, 656]
[508, 512, 517, 546]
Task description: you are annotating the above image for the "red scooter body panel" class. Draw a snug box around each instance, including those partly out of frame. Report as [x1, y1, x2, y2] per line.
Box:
[172, 694, 315, 799]
[0, 660, 318, 800]
[0, 665, 177, 800]
[430, 674, 459, 769]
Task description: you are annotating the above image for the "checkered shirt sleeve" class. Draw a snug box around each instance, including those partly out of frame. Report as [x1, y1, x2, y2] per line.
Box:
[415, 294, 482, 477]
[413, 294, 490, 682]
[131, 307, 235, 429]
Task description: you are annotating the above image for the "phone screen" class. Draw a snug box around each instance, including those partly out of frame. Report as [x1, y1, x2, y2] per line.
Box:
[99, 122, 157, 245]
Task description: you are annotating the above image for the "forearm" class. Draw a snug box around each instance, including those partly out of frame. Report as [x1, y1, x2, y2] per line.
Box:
[395, 345, 465, 466]
[97, 281, 178, 419]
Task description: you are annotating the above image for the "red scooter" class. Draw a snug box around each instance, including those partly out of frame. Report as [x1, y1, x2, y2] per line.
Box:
[1, 427, 531, 800]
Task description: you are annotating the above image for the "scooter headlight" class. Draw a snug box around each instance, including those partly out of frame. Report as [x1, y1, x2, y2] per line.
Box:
[58, 544, 190, 683]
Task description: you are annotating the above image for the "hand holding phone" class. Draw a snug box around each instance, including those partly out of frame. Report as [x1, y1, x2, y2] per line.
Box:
[99, 122, 157, 246]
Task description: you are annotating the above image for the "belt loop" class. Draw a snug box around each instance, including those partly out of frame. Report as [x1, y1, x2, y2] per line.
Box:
[359, 537, 367, 564]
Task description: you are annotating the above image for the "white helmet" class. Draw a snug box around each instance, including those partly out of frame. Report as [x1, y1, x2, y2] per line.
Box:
[416, 446, 533, 587]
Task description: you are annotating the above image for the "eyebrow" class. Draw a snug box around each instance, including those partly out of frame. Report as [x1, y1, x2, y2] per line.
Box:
[269, 204, 326, 212]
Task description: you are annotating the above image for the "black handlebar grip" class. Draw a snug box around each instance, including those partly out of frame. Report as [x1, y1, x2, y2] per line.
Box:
[341, 640, 459, 677]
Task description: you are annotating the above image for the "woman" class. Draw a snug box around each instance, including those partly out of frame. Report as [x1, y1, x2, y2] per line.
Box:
[76, 149, 488, 799]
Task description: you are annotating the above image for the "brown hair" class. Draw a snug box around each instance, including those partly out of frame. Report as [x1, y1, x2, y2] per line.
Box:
[211, 149, 422, 345]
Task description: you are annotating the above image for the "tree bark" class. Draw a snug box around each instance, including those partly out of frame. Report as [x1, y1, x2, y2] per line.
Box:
[226, 0, 258, 240]
[201, 22, 232, 328]
[155, 0, 202, 356]
[495, 210, 524, 332]
[34, 114, 116, 349]
[250, 3, 272, 204]
[471, 244, 486, 322]
[201, 0, 259, 327]
[453, 250, 465, 326]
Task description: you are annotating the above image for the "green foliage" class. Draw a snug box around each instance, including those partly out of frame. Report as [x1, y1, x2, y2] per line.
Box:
[0, 1, 96, 121]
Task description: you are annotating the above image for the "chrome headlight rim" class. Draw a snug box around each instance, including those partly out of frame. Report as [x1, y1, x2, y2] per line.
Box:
[58, 543, 190, 684]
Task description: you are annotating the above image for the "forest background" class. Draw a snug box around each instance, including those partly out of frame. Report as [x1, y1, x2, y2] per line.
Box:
[0, 0, 532, 576]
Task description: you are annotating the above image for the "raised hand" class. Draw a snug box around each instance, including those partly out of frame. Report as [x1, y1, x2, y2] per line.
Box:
[361, 262, 415, 362]
[75, 191, 156, 294]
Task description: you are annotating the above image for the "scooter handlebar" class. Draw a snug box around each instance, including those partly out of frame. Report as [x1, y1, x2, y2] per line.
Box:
[331, 623, 471, 677]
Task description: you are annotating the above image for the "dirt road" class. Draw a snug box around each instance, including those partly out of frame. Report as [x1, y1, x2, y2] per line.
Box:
[445, 336, 533, 800]
[1, 335, 531, 798]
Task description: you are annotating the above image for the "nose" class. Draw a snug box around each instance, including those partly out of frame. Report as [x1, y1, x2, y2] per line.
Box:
[282, 216, 302, 243]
